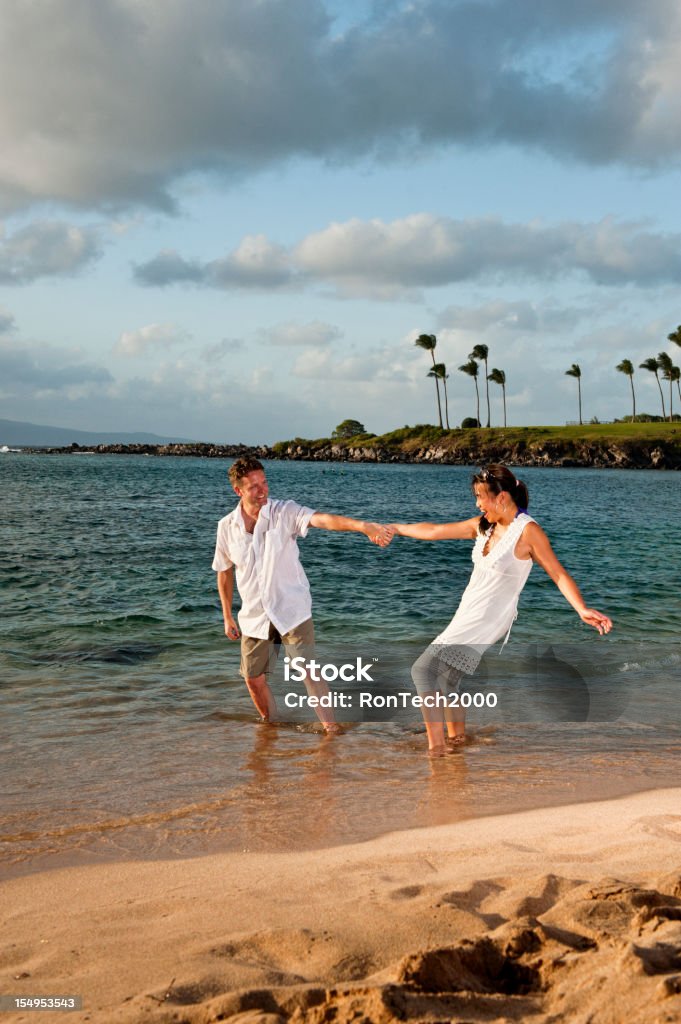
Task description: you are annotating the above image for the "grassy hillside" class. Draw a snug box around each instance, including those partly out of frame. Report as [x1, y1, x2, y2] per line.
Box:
[273, 421, 681, 453]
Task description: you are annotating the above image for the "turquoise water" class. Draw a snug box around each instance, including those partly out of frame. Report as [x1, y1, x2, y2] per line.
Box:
[1, 454, 679, 872]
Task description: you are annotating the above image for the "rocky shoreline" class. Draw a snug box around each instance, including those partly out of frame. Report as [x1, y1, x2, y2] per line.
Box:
[23, 435, 681, 469]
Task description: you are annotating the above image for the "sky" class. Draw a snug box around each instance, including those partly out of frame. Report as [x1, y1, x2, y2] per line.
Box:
[1, 0, 681, 444]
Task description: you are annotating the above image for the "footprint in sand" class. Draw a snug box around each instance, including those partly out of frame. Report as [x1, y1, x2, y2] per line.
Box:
[207, 927, 373, 986]
[389, 885, 424, 900]
[638, 815, 681, 844]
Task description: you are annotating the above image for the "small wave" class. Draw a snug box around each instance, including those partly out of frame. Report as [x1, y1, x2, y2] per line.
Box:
[106, 613, 166, 625]
[612, 719, 659, 730]
[0, 794, 240, 845]
[619, 652, 681, 673]
[30, 643, 164, 665]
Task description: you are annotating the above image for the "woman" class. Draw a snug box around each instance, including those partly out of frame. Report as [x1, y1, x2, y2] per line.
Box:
[388, 465, 612, 756]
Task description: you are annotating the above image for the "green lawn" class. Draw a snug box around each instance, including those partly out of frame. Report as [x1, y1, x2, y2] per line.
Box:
[274, 421, 681, 452]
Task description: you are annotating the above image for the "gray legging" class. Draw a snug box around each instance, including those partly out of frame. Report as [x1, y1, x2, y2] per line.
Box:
[410, 645, 464, 722]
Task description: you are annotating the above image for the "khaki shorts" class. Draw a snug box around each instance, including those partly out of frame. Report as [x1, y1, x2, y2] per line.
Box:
[240, 618, 315, 679]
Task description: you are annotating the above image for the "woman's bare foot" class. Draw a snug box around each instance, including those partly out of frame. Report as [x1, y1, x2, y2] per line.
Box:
[428, 744, 448, 758]
[446, 734, 466, 748]
[323, 722, 344, 736]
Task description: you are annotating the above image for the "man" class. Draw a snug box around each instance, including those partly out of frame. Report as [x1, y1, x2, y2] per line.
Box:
[213, 456, 389, 732]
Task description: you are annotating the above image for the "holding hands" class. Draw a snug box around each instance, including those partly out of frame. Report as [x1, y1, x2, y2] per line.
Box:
[365, 523, 396, 547]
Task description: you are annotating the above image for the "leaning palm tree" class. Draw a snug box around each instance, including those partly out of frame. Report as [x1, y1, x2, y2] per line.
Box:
[487, 367, 507, 427]
[429, 362, 450, 428]
[671, 365, 681, 409]
[665, 326, 681, 407]
[639, 357, 666, 420]
[616, 359, 636, 421]
[658, 352, 675, 422]
[414, 333, 443, 428]
[459, 358, 480, 426]
[470, 344, 490, 427]
[565, 363, 582, 425]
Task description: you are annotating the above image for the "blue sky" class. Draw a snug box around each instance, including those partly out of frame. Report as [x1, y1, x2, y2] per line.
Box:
[1, 0, 681, 443]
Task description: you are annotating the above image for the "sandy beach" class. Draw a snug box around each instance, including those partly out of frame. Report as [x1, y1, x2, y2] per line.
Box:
[2, 789, 681, 1023]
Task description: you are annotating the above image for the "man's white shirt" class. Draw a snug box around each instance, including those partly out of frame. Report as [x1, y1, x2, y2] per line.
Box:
[212, 499, 316, 639]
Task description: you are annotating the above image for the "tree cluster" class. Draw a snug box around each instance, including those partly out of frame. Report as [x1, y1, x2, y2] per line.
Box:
[415, 335, 506, 429]
[413, 325, 681, 429]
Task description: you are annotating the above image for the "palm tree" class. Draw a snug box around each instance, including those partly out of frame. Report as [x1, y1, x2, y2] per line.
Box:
[429, 362, 450, 428]
[658, 352, 675, 422]
[470, 344, 490, 427]
[487, 368, 507, 427]
[459, 358, 480, 426]
[663, 324, 681, 416]
[565, 364, 582, 425]
[414, 333, 443, 428]
[671, 365, 681, 410]
[639, 357, 666, 420]
[616, 359, 636, 421]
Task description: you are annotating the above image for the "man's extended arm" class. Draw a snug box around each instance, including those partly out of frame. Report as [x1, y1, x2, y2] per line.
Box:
[217, 567, 241, 639]
[309, 512, 390, 544]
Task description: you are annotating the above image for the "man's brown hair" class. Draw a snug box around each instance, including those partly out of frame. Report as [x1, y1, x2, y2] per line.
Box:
[228, 456, 265, 488]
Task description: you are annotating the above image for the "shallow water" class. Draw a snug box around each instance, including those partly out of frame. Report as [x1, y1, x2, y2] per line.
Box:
[1, 454, 679, 872]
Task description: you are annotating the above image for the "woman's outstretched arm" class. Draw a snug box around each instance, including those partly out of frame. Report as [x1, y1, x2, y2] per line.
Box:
[389, 516, 480, 542]
[525, 523, 613, 634]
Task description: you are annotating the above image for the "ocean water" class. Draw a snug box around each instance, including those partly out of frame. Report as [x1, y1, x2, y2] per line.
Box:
[1, 453, 680, 873]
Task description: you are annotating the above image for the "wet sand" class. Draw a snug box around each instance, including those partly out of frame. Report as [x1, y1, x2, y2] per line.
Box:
[3, 788, 681, 1022]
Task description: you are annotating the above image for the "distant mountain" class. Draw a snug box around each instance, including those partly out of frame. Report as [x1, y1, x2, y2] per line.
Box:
[0, 418, 195, 447]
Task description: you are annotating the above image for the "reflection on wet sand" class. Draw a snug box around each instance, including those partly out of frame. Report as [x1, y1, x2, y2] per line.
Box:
[237, 724, 343, 850]
[2, 714, 678, 874]
[235, 722, 474, 852]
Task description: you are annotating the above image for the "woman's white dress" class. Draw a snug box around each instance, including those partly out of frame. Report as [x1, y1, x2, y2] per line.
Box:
[432, 512, 536, 674]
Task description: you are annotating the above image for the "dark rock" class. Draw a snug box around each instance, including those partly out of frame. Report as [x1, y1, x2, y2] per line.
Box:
[23, 436, 681, 470]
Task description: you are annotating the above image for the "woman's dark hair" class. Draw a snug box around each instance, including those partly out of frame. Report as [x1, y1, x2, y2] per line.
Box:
[471, 464, 529, 534]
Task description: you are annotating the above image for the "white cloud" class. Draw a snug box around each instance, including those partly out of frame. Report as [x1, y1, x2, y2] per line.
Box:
[132, 250, 205, 286]
[2, 0, 681, 213]
[114, 323, 190, 357]
[258, 320, 341, 346]
[437, 301, 540, 332]
[65, 360, 330, 443]
[291, 346, 409, 381]
[201, 337, 244, 360]
[0, 221, 102, 283]
[4, 313, 676, 439]
[136, 213, 681, 297]
[0, 338, 113, 397]
[296, 214, 681, 289]
[0, 307, 16, 333]
[437, 298, 603, 333]
[134, 236, 294, 290]
[209, 235, 293, 289]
